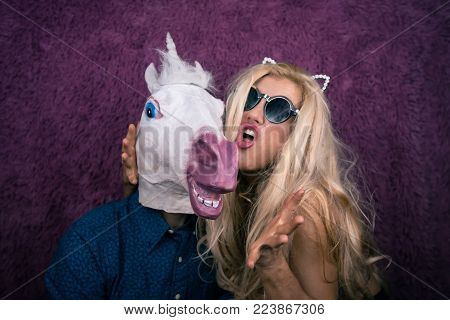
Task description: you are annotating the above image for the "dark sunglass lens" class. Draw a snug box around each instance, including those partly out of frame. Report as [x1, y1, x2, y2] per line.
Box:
[265, 99, 292, 123]
[244, 87, 259, 111]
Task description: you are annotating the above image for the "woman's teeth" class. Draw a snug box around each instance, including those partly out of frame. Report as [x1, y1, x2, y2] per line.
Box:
[192, 184, 220, 208]
[243, 129, 255, 140]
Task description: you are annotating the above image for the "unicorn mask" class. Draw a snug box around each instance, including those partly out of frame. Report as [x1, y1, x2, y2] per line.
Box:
[136, 33, 238, 219]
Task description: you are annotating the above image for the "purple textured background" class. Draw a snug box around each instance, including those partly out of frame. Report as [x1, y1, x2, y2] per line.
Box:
[0, 0, 449, 299]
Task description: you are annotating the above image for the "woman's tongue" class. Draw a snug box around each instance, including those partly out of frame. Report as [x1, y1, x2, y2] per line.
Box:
[243, 128, 255, 142]
[243, 133, 253, 142]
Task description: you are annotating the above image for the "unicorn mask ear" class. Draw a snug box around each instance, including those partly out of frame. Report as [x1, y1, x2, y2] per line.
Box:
[194, 61, 205, 73]
[145, 62, 160, 93]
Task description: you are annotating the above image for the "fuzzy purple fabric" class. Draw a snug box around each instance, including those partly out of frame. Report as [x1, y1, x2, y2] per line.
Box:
[0, 0, 448, 299]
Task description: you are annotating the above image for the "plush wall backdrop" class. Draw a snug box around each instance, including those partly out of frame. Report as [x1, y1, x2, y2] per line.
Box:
[0, 0, 448, 299]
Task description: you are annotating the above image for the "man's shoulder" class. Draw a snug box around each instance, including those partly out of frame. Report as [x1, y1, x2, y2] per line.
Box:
[69, 192, 139, 240]
[45, 195, 136, 299]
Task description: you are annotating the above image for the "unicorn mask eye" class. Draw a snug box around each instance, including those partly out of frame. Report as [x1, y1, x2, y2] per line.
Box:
[144, 97, 163, 119]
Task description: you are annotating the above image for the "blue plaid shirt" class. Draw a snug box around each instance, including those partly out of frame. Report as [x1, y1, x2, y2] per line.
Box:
[44, 191, 229, 299]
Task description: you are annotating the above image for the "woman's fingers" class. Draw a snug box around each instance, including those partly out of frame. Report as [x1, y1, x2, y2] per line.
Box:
[247, 241, 263, 269]
[121, 152, 135, 169]
[280, 188, 305, 218]
[121, 124, 139, 185]
[122, 153, 138, 184]
[246, 188, 306, 269]
[272, 188, 305, 233]
[128, 175, 138, 185]
[122, 124, 137, 155]
[278, 214, 305, 236]
[247, 235, 290, 269]
[121, 138, 127, 154]
[126, 123, 137, 146]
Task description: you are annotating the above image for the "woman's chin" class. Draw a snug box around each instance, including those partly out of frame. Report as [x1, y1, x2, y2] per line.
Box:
[238, 156, 266, 173]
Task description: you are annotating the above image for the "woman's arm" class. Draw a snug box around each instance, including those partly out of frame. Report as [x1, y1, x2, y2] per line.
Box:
[256, 215, 338, 299]
[247, 191, 338, 299]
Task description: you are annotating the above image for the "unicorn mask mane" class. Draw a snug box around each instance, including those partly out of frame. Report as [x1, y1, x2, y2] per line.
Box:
[144, 33, 214, 93]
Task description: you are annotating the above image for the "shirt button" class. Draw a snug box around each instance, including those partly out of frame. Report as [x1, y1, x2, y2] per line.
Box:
[192, 231, 196, 235]
[178, 256, 183, 263]
[167, 229, 174, 235]
[175, 293, 181, 300]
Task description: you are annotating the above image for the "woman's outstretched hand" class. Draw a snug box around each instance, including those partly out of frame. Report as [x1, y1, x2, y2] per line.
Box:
[122, 124, 138, 197]
[247, 188, 305, 270]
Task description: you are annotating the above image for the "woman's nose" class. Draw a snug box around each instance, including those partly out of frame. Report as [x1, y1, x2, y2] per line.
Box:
[244, 99, 265, 124]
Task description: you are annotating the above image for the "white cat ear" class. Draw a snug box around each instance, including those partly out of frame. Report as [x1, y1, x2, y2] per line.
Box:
[194, 61, 204, 72]
[311, 74, 331, 91]
[262, 57, 277, 64]
[145, 62, 160, 93]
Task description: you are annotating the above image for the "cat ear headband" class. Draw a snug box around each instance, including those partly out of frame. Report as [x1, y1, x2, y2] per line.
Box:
[262, 57, 330, 92]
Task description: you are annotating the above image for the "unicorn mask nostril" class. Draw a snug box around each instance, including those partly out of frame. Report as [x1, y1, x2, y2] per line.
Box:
[192, 135, 220, 172]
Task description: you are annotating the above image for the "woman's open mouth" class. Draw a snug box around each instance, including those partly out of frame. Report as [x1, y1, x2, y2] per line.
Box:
[236, 123, 258, 149]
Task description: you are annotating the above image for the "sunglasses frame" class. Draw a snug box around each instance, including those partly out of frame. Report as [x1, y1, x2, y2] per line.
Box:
[244, 86, 302, 124]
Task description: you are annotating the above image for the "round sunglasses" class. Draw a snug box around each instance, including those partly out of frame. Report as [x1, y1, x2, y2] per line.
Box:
[244, 86, 302, 124]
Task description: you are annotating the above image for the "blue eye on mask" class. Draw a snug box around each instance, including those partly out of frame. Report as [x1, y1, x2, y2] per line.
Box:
[145, 100, 158, 119]
[144, 97, 163, 120]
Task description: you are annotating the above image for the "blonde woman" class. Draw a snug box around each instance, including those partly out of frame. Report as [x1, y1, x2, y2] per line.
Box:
[122, 61, 387, 299]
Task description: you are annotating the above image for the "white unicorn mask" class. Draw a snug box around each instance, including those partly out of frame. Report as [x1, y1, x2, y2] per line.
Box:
[136, 33, 238, 219]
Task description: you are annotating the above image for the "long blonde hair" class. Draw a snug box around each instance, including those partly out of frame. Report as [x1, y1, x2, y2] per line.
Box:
[199, 62, 387, 299]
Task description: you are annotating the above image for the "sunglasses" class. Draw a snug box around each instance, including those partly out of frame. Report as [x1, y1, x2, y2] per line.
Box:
[244, 86, 302, 124]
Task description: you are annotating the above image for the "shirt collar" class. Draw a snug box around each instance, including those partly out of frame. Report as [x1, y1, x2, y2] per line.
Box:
[128, 191, 197, 253]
